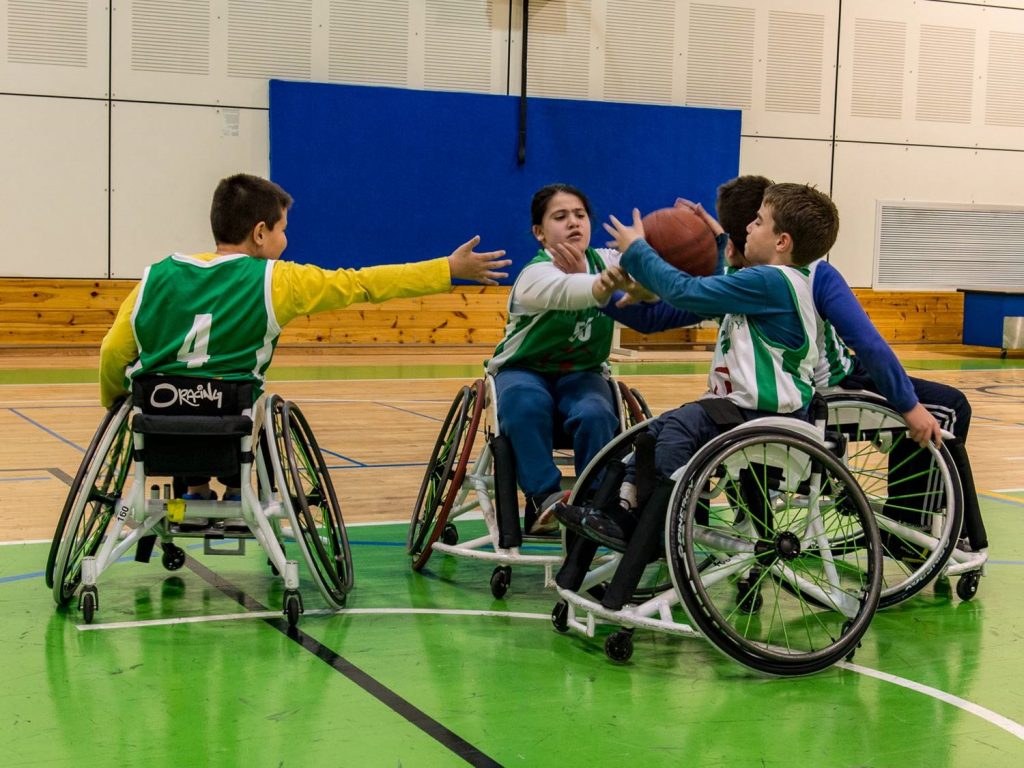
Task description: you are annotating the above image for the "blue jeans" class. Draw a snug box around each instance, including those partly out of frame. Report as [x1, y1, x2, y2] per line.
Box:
[494, 368, 619, 498]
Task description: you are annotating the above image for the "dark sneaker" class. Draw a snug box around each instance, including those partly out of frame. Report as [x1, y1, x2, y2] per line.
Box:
[553, 502, 595, 535]
[580, 510, 636, 552]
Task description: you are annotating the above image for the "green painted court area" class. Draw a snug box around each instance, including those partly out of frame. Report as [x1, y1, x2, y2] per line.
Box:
[4, 497, 1024, 767]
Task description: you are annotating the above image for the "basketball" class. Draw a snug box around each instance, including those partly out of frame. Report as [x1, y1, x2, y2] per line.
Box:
[641, 205, 718, 276]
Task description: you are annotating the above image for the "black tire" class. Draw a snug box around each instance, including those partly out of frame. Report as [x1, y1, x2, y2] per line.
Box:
[956, 571, 981, 601]
[284, 590, 302, 628]
[604, 631, 634, 663]
[668, 426, 882, 676]
[269, 396, 352, 608]
[50, 400, 133, 607]
[551, 600, 569, 633]
[161, 543, 186, 571]
[46, 399, 127, 590]
[80, 589, 97, 624]
[407, 381, 482, 570]
[616, 381, 653, 429]
[825, 394, 963, 608]
[490, 566, 511, 599]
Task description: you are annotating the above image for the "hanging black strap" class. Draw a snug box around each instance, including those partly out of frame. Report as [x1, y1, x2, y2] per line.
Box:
[695, 397, 746, 430]
[517, 0, 529, 164]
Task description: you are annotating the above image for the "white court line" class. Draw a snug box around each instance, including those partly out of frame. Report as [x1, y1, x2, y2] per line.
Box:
[74, 606, 1024, 742]
[994, 488, 1024, 493]
[838, 661, 1024, 741]
[0, 538, 50, 546]
[76, 607, 550, 631]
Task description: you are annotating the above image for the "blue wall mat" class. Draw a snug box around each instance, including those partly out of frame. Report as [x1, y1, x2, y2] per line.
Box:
[269, 80, 740, 281]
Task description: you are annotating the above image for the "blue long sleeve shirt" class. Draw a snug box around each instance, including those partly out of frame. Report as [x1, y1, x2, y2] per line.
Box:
[619, 237, 807, 349]
[608, 246, 918, 412]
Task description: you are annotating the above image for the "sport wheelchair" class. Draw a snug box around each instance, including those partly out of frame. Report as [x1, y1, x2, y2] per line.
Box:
[823, 388, 986, 605]
[550, 410, 884, 676]
[45, 375, 352, 627]
[406, 375, 650, 598]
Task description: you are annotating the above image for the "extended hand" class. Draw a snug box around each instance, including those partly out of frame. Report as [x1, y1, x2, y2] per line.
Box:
[550, 241, 589, 274]
[447, 236, 511, 285]
[603, 208, 645, 253]
[676, 198, 724, 237]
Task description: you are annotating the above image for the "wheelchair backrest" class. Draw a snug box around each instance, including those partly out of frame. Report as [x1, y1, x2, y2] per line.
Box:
[130, 375, 254, 477]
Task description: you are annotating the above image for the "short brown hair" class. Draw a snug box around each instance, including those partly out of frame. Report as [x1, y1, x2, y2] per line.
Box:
[761, 183, 839, 266]
[716, 175, 773, 256]
[210, 173, 293, 245]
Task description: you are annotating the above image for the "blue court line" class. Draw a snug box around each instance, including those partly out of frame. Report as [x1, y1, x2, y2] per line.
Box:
[375, 402, 444, 423]
[979, 492, 1024, 508]
[8, 408, 85, 453]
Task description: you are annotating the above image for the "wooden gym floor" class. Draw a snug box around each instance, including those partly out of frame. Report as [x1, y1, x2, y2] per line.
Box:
[2, 344, 1023, 766]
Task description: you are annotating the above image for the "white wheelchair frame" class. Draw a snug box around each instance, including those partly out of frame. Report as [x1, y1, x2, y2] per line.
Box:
[407, 374, 648, 598]
[552, 414, 884, 676]
[47, 389, 351, 627]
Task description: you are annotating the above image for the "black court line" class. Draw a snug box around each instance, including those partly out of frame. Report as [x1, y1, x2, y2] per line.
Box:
[180, 554, 503, 768]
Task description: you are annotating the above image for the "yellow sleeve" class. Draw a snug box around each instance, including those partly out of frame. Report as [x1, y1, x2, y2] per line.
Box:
[98, 284, 141, 407]
[271, 257, 451, 326]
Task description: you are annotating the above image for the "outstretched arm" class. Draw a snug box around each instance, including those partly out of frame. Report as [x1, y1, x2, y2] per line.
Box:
[447, 236, 510, 285]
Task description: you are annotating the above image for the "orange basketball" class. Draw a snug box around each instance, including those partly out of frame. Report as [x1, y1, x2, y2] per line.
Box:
[641, 205, 718, 276]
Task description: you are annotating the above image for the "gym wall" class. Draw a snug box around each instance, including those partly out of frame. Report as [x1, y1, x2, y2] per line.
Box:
[1, 0, 1022, 290]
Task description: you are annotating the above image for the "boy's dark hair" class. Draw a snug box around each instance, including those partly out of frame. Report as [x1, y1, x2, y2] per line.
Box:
[210, 173, 293, 245]
[762, 183, 839, 266]
[716, 175, 773, 256]
[531, 183, 594, 226]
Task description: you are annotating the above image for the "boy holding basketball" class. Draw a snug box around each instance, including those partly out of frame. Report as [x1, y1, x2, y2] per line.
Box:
[599, 174, 987, 554]
[552, 182, 836, 608]
[99, 172, 510, 499]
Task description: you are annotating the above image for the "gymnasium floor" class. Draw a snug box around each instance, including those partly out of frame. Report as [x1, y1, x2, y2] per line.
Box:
[2, 346, 1023, 767]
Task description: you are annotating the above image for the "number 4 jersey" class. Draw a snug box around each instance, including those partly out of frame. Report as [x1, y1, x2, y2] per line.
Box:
[127, 254, 279, 394]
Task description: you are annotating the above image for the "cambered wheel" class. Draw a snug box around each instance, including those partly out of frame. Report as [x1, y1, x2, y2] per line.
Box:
[668, 426, 882, 676]
[604, 630, 634, 663]
[490, 566, 511, 599]
[551, 600, 570, 633]
[268, 396, 353, 609]
[956, 571, 981, 601]
[826, 394, 963, 608]
[616, 381, 653, 430]
[407, 381, 483, 571]
[49, 400, 133, 607]
[161, 543, 186, 571]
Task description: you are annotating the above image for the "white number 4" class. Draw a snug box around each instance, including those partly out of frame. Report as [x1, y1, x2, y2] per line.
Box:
[177, 314, 212, 368]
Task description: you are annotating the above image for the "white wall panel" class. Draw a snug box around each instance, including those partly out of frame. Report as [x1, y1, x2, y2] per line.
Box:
[0, 0, 109, 98]
[109, 102, 268, 278]
[738, 136, 832, 190]
[838, 0, 1024, 150]
[0, 95, 108, 277]
[831, 142, 1024, 287]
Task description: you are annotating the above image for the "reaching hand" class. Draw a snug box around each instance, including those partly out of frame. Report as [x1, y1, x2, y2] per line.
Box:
[447, 236, 511, 286]
[549, 241, 589, 274]
[675, 197, 724, 237]
[903, 403, 942, 448]
[603, 208, 645, 253]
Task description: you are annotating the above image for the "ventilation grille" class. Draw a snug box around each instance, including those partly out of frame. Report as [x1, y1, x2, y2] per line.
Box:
[985, 30, 1024, 128]
[916, 24, 975, 124]
[328, 0, 409, 85]
[526, 0, 591, 99]
[603, 0, 674, 104]
[227, 0, 311, 79]
[686, 3, 754, 108]
[851, 18, 905, 119]
[423, 0, 493, 92]
[7, 0, 88, 67]
[131, 0, 210, 75]
[765, 11, 824, 114]
[876, 203, 1024, 289]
